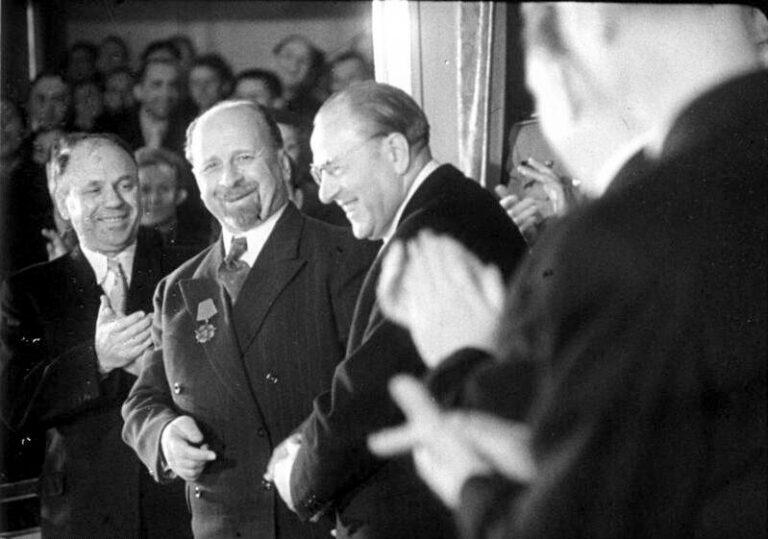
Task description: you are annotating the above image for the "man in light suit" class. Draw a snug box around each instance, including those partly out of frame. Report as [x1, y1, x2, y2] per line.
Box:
[0, 133, 191, 537]
[121, 100, 375, 538]
[370, 4, 766, 537]
[268, 82, 528, 538]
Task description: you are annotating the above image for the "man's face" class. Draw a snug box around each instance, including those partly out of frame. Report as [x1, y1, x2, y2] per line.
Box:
[98, 40, 127, 74]
[32, 129, 64, 165]
[311, 106, 403, 240]
[135, 63, 180, 120]
[276, 40, 312, 91]
[330, 58, 369, 93]
[234, 78, 276, 108]
[189, 65, 225, 112]
[191, 106, 289, 233]
[277, 123, 302, 166]
[139, 163, 183, 226]
[28, 76, 70, 130]
[104, 72, 134, 113]
[1, 101, 25, 159]
[74, 83, 104, 122]
[68, 49, 95, 82]
[57, 140, 141, 255]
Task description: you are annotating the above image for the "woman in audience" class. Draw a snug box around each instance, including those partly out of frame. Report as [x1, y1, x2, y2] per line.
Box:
[272, 34, 326, 119]
[97, 35, 130, 77]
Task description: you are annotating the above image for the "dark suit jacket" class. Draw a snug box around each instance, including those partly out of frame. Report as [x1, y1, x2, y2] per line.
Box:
[290, 164, 528, 538]
[446, 70, 767, 538]
[0, 228, 192, 538]
[121, 203, 377, 539]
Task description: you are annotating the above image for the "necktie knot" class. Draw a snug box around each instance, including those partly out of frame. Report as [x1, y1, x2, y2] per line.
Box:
[219, 237, 250, 302]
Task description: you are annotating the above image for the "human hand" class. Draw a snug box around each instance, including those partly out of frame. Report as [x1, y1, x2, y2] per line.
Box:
[41, 228, 69, 261]
[265, 433, 303, 511]
[160, 416, 217, 482]
[95, 296, 153, 375]
[368, 375, 534, 508]
[377, 231, 505, 367]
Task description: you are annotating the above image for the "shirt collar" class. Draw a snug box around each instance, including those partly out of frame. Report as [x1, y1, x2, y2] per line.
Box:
[381, 159, 440, 247]
[222, 203, 287, 267]
[80, 242, 137, 286]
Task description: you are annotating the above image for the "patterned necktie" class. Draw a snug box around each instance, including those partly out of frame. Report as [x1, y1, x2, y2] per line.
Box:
[218, 237, 250, 302]
[106, 257, 128, 315]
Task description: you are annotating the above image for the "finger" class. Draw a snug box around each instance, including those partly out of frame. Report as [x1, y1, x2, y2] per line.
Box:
[105, 310, 149, 332]
[499, 194, 519, 211]
[493, 184, 510, 199]
[511, 205, 540, 227]
[388, 375, 442, 428]
[41, 228, 56, 240]
[367, 424, 419, 457]
[175, 416, 206, 445]
[524, 156, 555, 173]
[114, 315, 153, 341]
[174, 443, 217, 463]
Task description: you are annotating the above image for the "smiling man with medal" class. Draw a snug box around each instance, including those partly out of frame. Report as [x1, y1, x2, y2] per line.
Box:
[121, 100, 377, 539]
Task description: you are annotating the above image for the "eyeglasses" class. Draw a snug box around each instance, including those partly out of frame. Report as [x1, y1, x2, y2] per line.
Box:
[309, 133, 386, 185]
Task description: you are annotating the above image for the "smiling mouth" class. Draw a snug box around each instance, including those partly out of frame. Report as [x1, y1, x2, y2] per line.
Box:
[99, 215, 128, 223]
[219, 186, 258, 203]
[337, 199, 357, 213]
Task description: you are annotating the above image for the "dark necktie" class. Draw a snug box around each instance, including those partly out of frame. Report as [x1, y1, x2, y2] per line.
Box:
[106, 257, 128, 315]
[218, 237, 250, 302]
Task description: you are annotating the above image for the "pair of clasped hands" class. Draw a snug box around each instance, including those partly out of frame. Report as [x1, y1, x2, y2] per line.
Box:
[94, 295, 152, 378]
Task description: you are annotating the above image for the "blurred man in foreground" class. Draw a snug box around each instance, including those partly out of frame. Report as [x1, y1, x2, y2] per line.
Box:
[371, 4, 766, 537]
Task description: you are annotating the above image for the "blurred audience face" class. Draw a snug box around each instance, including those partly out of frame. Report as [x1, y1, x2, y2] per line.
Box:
[28, 75, 70, 131]
[32, 128, 65, 166]
[189, 65, 226, 112]
[73, 81, 104, 130]
[235, 77, 278, 108]
[68, 45, 97, 83]
[98, 38, 129, 75]
[55, 138, 140, 255]
[144, 47, 178, 64]
[311, 102, 399, 240]
[138, 161, 185, 226]
[104, 70, 135, 113]
[330, 57, 371, 93]
[1, 99, 25, 161]
[171, 35, 197, 72]
[275, 38, 313, 92]
[277, 123, 302, 166]
[188, 103, 289, 233]
[135, 62, 181, 120]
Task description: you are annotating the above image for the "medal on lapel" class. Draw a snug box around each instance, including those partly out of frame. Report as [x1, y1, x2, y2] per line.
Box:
[194, 298, 218, 344]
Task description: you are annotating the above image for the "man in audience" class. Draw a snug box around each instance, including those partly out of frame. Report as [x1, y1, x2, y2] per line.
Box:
[0, 133, 191, 537]
[369, 4, 766, 537]
[66, 41, 98, 84]
[136, 146, 209, 250]
[103, 68, 136, 114]
[234, 69, 283, 109]
[26, 72, 71, 133]
[140, 39, 182, 66]
[267, 82, 527, 538]
[121, 100, 376, 538]
[273, 35, 325, 119]
[188, 54, 234, 114]
[72, 78, 105, 132]
[328, 51, 373, 94]
[97, 35, 130, 78]
[96, 59, 188, 154]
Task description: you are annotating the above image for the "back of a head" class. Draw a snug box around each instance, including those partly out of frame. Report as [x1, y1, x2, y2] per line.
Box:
[320, 81, 430, 152]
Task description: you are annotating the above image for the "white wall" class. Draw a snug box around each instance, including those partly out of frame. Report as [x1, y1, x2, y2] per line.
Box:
[65, 1, 372, 73]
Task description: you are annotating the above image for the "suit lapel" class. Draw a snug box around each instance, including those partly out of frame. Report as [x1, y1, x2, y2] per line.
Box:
[66, 246, 103, 314]
[178, 244, 257, 411]
[232, 204, 306, 353]
[126, 229, 162, 313]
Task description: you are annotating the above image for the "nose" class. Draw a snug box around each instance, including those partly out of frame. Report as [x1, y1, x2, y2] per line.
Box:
[104, 184, 126, 208]
[317, 174, 340, 204]
[221, 161, 243, 187]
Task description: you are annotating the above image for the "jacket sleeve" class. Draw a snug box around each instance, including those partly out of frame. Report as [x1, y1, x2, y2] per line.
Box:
[0, 278, 107, 432]
[121, 277, 180, 483]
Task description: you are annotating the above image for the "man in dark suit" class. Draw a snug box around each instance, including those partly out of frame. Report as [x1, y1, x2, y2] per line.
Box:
[0, 133, 191, 537]
[267, 82, 527, 538]
[369, 4, 766, 538]
[121, 100, 375, 538]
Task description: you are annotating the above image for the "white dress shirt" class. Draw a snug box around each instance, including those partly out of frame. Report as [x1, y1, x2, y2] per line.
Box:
[80, 242, 137, 293]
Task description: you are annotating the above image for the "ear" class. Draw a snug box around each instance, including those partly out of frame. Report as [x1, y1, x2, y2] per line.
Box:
[278, 149, 293, 182]
[55, 189, 71, 221]
[383, 132, 411, 175]
[174, 188, 188, 206]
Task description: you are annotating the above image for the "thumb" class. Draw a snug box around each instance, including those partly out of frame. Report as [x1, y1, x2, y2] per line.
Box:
[176, 416, 205, 445]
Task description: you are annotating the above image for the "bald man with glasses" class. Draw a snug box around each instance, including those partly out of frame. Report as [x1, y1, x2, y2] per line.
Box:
[267, 82, 527, 538]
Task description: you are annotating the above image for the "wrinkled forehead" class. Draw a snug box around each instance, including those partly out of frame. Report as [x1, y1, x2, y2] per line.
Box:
[68, 139, 135, 173]
[194, 104, 272, 154]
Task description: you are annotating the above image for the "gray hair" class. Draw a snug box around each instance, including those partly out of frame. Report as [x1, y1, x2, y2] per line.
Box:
[184, 99, 284, 165]
[320, 81, 430, 152]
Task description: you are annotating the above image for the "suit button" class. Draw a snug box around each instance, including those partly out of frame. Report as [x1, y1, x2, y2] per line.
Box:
[265, 373, 278, 384]
[173, 382, 182, 394]
[261, 479, 273, 491]
[194, 485, 202, 498]
[257, 427, 266, 437]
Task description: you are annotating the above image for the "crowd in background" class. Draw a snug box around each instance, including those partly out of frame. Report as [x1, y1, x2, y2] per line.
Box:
[1, 31, 374, 283]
